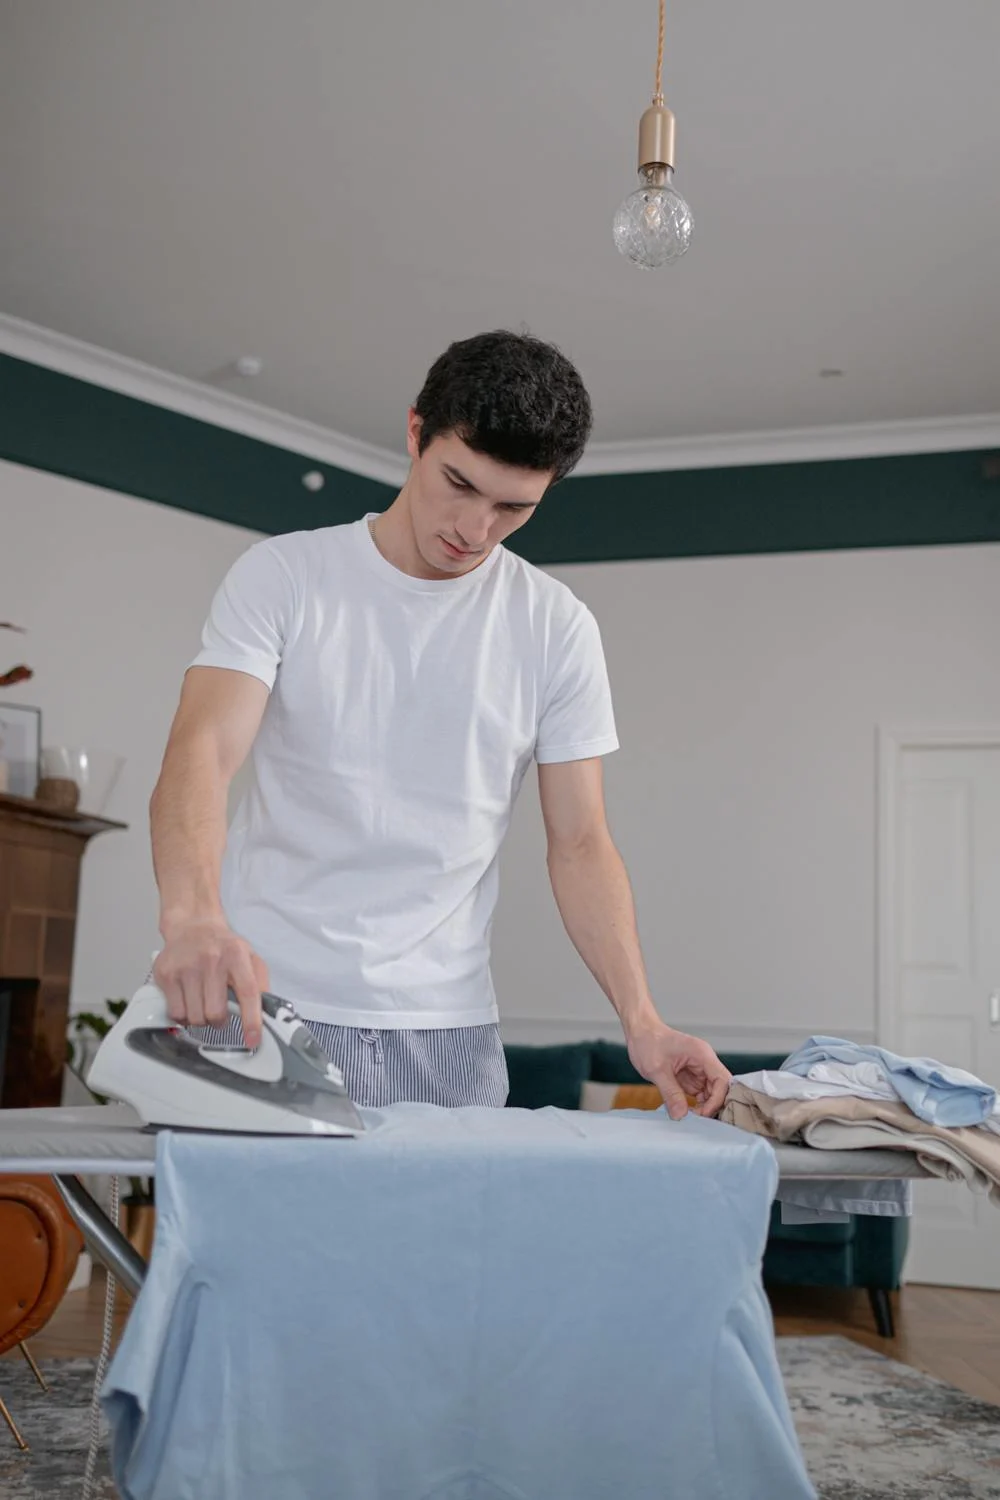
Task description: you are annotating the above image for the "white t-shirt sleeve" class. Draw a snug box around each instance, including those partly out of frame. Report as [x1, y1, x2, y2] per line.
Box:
[535, 604, 619, 764]
[188, 539, 298, 691]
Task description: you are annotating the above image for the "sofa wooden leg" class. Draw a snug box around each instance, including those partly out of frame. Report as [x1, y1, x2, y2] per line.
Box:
[0, 1393, 29, 1451]
[868, 1287, 895, 1338]
[19, 1342, 48, 1393]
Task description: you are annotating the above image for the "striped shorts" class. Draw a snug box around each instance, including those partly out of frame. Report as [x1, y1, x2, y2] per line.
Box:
[188, 1016, 510, 1109]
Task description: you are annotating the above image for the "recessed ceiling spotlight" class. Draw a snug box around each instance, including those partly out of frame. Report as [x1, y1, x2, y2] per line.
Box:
[302, 471, 325, 492]
[819, 368, 844, 378]
[235, 356, 264, 377]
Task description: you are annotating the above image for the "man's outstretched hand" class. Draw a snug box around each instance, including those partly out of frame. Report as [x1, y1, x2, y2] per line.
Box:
[627, 1020, 732, 1120]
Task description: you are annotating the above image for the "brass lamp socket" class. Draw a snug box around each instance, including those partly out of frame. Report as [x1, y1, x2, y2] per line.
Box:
[637, 101, 676, 179]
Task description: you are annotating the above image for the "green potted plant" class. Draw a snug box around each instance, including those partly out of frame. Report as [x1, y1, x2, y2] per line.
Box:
[66, 1000, 156, 1255]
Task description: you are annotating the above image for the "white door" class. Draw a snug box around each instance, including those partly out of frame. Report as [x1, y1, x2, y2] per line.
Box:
[883, 741, 1000, 1290]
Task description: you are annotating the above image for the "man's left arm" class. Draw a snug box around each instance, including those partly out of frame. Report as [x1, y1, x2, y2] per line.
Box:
[538, 757, 731, 1119]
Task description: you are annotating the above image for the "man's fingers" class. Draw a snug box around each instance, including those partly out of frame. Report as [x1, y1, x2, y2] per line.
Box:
[706, 1076, 730, 1116]
[237, 994, 262, 1051]
[693, 1073, 732, 1118]
[250, 952, 270, 993]
[656, 1074, 689, 1120]
[707, 1063, 733, 1113]
[180, 974, 206, 1030]
[231, 955, 262, 1049]
[158, 968, 187, 1025]
[202, 968, 230, 1029]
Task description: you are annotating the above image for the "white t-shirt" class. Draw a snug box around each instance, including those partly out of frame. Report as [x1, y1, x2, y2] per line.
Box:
[190, 513, 619, 1028]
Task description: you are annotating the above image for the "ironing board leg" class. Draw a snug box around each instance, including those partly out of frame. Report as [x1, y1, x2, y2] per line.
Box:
[52, 1175, 147, 1298]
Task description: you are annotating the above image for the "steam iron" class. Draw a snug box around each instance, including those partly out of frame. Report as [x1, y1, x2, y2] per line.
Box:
[87, 983, 366, 1136]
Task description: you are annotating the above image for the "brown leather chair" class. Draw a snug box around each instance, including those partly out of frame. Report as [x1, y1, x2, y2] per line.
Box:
[0, 1175, 85, 1450]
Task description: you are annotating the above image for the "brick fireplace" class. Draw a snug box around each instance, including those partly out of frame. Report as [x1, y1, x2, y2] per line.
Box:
[0, 792, 126, 1108]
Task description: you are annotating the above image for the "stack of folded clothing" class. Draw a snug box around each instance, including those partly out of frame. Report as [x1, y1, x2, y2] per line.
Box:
[721, 1037, 1000, 1219]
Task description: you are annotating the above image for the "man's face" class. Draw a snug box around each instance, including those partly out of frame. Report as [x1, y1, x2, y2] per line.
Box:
[404, 411, 552, 579]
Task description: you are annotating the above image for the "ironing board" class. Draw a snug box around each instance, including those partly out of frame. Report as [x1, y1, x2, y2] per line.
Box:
[0, 1103, 933, 1298]
[0, 1105, 156, 1296]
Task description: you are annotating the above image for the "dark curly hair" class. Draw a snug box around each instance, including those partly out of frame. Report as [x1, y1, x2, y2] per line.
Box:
[414, 330, 592, 483]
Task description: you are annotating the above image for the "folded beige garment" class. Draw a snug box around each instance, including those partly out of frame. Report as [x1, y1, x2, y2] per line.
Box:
[800, 1118, 1000, 1206]
[720, 1082, 1000, 1206]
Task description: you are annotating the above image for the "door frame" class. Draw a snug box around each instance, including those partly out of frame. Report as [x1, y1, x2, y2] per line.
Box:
[876, 726, 1000, 1052]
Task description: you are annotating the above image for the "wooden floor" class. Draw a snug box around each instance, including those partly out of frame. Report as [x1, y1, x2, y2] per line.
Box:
[13, 1272, 1000, 1406]
[769, 1282, 1000, 1404]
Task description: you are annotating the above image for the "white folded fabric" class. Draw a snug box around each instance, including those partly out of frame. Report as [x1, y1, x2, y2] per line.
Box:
[806, 1060, 896, 1095]
[733, 1063, 1000, 1137]
[734, 1070, 888, 1103]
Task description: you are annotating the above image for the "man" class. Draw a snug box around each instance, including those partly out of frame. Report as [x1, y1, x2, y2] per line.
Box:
[150, 329, 731, 1119]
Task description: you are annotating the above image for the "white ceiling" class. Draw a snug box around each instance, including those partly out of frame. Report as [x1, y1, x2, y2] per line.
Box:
[1, 0, 998, 463]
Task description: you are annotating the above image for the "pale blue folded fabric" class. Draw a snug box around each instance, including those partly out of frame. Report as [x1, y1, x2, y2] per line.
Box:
[780, 1036, 996, 1128]
[101, 1104, 816, 1500]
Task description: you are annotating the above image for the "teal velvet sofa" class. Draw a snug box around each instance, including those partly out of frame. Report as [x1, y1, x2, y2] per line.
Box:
[502, 1038, 908, 1337]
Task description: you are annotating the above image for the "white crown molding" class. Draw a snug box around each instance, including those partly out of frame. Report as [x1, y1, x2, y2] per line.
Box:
[3, 312, 999, 484]
[0, 312, 410, 488]
[577, 411, 1000, 475]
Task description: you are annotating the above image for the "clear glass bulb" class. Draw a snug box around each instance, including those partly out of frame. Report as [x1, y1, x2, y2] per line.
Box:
[613, 165, 693, 269]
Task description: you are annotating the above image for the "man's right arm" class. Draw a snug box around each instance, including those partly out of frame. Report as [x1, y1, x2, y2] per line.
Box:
[150, 664, 270, 1046]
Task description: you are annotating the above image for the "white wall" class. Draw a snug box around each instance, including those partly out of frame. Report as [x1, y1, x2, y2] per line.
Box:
[4, 457, 999, 1052]
[1, 458, 264, 1008]
[494, 543, 1000, 1048]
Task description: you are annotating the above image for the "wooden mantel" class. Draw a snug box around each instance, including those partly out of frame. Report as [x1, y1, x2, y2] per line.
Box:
[0, 791, 127, 1107]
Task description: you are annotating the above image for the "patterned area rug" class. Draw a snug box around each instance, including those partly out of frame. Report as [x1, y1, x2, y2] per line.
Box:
[1, 1338, 999, 1498]
[778, 1335, 1000, 1498]
[0, 1356, 115, 1499]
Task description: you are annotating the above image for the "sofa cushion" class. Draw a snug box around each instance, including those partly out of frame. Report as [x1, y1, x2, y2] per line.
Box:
[588, 1039, 645, 1085]
[504, 1042, 593, 1111]
[580, 1081, 664, 1112]
[763, 1239, 857, 1288]
[589, 1042, 794, 1087]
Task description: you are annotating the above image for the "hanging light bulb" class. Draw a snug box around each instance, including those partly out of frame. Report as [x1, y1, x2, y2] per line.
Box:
[613, 0, 693, 269]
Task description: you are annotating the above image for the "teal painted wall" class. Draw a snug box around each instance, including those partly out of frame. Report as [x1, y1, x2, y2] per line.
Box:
[2, 353, 998, 562]
[0, 354, 391, 535]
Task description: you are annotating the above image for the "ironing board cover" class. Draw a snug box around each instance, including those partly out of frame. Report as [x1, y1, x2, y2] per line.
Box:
[102, 1104, 817, 1500]
[0, 1104, 934, 1181]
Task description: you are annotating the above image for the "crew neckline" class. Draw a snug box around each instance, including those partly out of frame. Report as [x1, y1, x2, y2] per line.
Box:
[355, 513, 504, 594]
